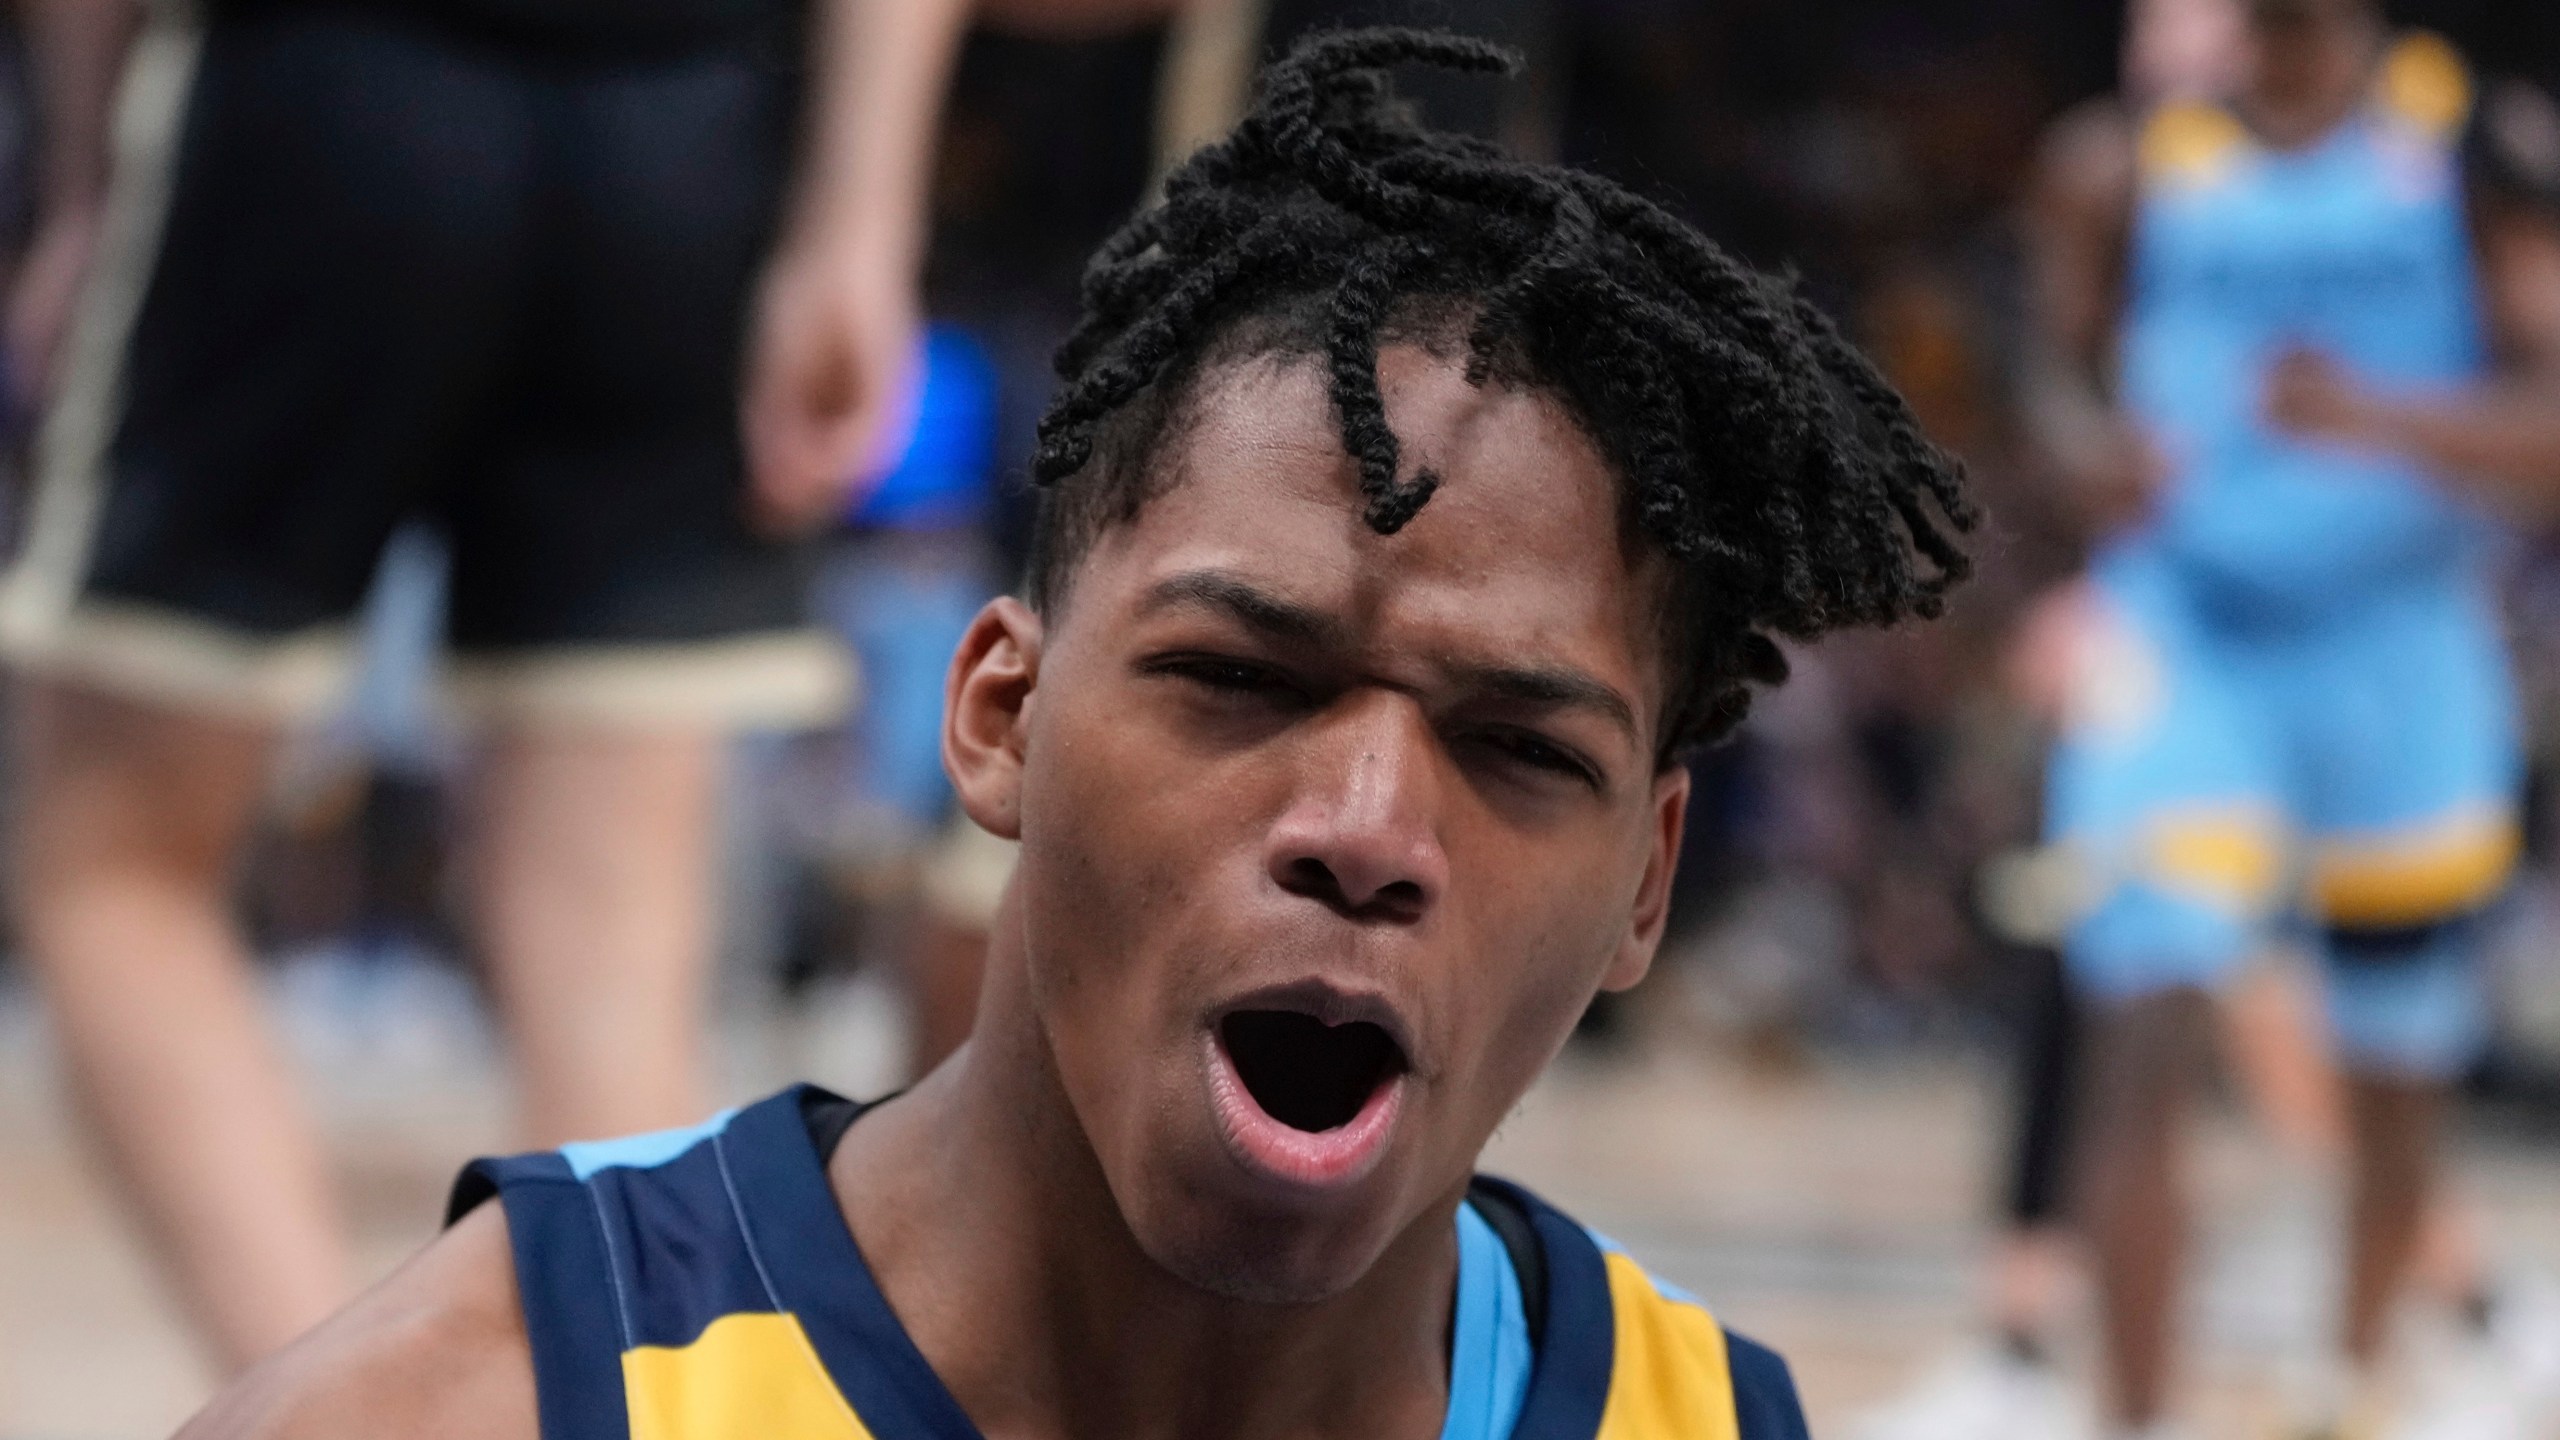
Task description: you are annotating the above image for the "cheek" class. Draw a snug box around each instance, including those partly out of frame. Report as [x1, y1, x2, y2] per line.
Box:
[1014, 684, 1209, 1020]
[1479, 913, 1618, 1078]
[1439, 829, 1648, 1110]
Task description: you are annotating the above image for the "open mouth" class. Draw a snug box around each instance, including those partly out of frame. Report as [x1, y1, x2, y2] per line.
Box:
[1218, 1010, 1410, 1133]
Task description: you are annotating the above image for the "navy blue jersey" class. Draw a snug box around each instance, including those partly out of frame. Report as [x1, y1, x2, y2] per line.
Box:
[450, 1085, 1809, 1440]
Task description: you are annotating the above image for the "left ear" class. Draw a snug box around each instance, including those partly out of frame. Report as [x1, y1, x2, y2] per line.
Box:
[943, 596, 1045, 842]
[1599, 764, 1690, 993]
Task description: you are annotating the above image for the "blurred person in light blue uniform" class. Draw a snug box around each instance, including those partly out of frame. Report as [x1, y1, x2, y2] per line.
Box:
[2025, 3, 2560, 1437]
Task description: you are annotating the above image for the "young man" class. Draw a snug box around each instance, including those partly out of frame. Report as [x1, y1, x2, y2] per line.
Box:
[2, 0, 967, 1371]
[179, 29, 1972, 1439]
[2028, 2, 2560, 1435]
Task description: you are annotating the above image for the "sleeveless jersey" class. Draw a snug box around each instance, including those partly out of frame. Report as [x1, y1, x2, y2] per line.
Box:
[449, 1085, 1810, 1440]
[2116, 35, 2494, 615]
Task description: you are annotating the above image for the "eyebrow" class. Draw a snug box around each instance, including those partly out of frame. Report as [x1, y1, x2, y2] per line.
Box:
[1137, 568, 1643, 747]
[1453, 662, 1641, 746]
[1138, 570, 1349, 649]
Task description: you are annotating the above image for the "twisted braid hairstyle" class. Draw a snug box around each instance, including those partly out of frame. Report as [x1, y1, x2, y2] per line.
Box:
[1026, 27, 1974, 762]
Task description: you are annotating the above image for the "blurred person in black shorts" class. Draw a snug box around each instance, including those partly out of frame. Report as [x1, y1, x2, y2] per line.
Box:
[0, 0, 971, 1372]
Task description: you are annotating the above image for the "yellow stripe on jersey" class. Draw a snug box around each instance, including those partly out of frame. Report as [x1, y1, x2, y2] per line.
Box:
[2311, 805, 2519, 929]
[1594, 1251, 1742, 1440]
[2138, 102, 2249, 190]
[2378, 31, 2473, 141]
[623, 1312, 874, 1440]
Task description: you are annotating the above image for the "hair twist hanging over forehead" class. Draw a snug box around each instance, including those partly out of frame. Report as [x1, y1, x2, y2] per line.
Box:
[1027, 27, 1975, 759]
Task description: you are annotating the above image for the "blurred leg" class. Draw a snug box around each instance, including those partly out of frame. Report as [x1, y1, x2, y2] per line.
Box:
[1986, 1227, 2079, 1346]
[2412, 1187, 2484, 1311]
[9, 680, 346, 1373]
[2075, 986, 2214, 1430]
[469, 728, 721, 1146]
[2318, 918, 2493, 1365]
[2219, 954, 2347, 1164]
[1989, 943, 2081, 1345]
[2341, 1073, 2444, 1367]
[2224, 955, 2485, 1320]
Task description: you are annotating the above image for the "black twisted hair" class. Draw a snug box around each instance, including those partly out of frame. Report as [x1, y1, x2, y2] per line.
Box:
[1026, 27, 1974, 761]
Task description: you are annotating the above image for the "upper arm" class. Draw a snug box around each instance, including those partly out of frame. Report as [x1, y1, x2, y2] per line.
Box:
[2477, 201, 2560, 375]
[2025, 100, 2140, 375]
[2470, 82, 2560, 376]
[177, 1202, 540, 1440]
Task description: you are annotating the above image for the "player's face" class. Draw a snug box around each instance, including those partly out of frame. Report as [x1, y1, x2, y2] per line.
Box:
[997, 345, 1686, 1302]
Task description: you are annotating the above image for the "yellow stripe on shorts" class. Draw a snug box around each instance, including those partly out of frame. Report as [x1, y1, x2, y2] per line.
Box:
[2312, 806, 2519, 929]
[2139, 806, 2286, 918]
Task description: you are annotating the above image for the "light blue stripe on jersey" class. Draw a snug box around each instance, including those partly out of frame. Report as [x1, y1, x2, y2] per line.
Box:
[1444, 1199, 1534, 1440]
[558, 1107, 739, 1180]
[1587, 1226, 1710, 1307]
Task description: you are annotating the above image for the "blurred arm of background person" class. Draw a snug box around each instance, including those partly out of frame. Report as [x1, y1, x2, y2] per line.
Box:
[2020, 98, 2168, 546]
[741, 0, 974, 534]
[741, 0, 1204, 536]
[2262, 178, 2560, 526]
[6, 0, 144, 407]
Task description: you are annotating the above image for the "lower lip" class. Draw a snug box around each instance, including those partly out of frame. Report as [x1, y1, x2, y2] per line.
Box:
[1204, 1029, 1407, 1193]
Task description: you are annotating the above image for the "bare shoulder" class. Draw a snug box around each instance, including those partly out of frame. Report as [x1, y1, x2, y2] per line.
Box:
[177, 1202, 538, 1440]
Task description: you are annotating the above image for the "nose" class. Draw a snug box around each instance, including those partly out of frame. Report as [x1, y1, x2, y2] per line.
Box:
[1264, 695, 1448, 924]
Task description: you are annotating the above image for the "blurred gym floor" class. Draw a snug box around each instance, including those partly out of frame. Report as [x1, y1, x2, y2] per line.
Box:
[6, 974, 2560, 1440]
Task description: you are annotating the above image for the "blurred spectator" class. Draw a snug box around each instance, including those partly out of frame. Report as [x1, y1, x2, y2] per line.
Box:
[0, 0, 965, 1372]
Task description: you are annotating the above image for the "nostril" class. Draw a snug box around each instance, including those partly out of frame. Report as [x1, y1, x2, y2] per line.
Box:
[1275, 856, 1427, 922]
[1346, 879, 1427, 923]
[1279, 856, 1344, 906]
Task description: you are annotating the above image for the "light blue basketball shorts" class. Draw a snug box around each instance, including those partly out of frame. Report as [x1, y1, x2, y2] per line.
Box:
[2044, 553, 2521, 1079]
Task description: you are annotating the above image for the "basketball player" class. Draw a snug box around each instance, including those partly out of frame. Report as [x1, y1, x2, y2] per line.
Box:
[2, 0, 970, 1370]
[2030, 1, 2560, 1434]
[174, 29, 1972, 1439]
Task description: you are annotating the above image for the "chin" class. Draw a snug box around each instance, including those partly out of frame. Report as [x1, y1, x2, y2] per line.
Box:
[1123, 1166, 1414, 1306]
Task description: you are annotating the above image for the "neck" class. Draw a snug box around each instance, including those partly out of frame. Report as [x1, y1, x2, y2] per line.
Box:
[829, 886, 1463, 1440]
[2241, 43, 2378, 150]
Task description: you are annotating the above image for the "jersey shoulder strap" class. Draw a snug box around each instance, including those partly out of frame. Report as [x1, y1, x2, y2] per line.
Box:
[1723, 1332, 1811, 1440]
[1472, 1177, 1808, 1440]
[447, 1147, 639, 1440]
[447, 1091, 882, 1440]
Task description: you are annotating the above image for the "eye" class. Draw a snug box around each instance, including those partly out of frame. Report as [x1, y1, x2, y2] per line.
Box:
[1148, 654, 1303, 699]
[1470, 728, 1603, 790]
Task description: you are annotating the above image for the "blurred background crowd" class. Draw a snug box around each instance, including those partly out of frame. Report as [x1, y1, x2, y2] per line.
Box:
[8, 0, 2560, 1436]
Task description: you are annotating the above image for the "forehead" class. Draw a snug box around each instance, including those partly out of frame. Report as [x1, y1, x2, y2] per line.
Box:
[1065, 344, 1662, 695]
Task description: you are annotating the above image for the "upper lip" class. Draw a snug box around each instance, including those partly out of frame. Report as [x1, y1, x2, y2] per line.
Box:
[1210, 978, 1420, 1074]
